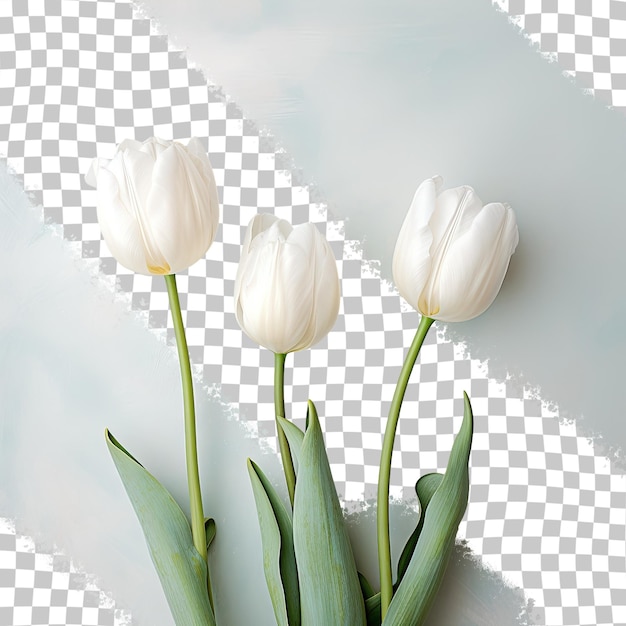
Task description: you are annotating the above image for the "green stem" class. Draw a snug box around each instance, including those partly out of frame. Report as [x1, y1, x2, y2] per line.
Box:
[377, 315, 435, 619]
[165, 274, 213, 609]
[274, 352, 296, 507]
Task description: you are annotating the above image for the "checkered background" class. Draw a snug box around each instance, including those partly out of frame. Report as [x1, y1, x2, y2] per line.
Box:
[1, 0, 626, 624]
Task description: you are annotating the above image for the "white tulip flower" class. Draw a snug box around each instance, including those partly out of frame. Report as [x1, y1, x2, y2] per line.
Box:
[234, 214, 340, 354]
[85, 137, 220, 275]
[393, 176, 519, 322]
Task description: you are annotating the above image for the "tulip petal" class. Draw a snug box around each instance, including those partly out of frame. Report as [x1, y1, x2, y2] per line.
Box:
[427, 185, 484, 251]
[235, 220, 315, 353]
[418, 185, 485, 317]
[96, 167, 150, 274]
[116, 138, 144, 153]
[304, 228, 340, 351]
[90, 137, 219, 276]
[392, 178, 439, 311]
[101, 149, 171, 274]
[146, 143, 218, 273]
[276, 228, 318, 352]
[110, 145, 157, 217]
[85, 157, 108, 188]
[435, 203, 518, 322]
[394, 177, 518, 322]
[235, 214, 340, 353]
[249, 214, 291, 244]
[283, 223, 338, 352]
[139, 136, 170, 157]
[184, 138, 220, 244]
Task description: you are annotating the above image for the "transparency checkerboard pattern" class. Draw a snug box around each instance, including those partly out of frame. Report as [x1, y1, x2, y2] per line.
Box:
[494, 0, 626, 109]
[0, 520, 129, 626]
[1, 0, 626, 624]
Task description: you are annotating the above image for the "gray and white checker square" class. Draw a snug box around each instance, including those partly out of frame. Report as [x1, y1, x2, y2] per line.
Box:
[1, 0, 626, 625]
[495, 0, 626, 109]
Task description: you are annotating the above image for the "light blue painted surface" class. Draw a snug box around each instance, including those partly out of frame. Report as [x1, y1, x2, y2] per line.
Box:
[0, 161, 531, 623]
[0, 163, 279, 624]
[140, 0, 626, 466]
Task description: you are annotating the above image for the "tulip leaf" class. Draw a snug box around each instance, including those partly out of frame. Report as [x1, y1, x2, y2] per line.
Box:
[362, 473, 444, 626]
[357, 574, 382, 626]
[358, 571, 376, 600]
[365, 593, 382, 626]
[105, 430, 216, 626]
[277, 415, 305, 465]
[293, 400, 367, 625]
[396, 472, 444, 583]
[247, 459, 301, 626]
[204, 517, 216, 550]
[383, 392, 474, 626]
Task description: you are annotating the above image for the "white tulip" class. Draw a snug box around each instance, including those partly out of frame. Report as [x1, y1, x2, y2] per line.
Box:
[393, 176, 519, 323]
[234, 214, 340, 354]
[85, 137, 219, 275]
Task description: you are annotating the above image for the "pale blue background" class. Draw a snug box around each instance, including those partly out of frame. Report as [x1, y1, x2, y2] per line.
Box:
[0, 162, 530, 623]
[1, 0, 625, 623]
[139, 0, 626, 469]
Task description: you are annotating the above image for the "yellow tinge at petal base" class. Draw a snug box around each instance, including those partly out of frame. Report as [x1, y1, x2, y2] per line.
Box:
[85, 136, 220, 276]
[393, 176, 519, 322]
[234, 214, 340, 354]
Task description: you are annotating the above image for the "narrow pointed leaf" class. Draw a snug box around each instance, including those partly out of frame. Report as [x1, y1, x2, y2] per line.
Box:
[359, 572, 381, 625]
[293, 400, 367, 625]
[248, 459, 301, 626]
[277, 415, 305, 465]
[383, 393, 474, 626]
[359, 571, 376, 600]
[396, 473, 443, 582]
[365, 593, 382, 626]
[204, 518, 216, 550]
[105, 430, 216, 626]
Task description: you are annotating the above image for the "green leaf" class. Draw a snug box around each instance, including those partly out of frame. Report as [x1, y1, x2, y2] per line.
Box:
[247, 459, 301, 626]
[276, 414, 305, 465]
[358, 572, 382, 625]
[358, 571, 376, 600]
[204, 518, 216, 550]
[361, 469, 445, 626]
[383, 392, 474, 626]
[105, 430, 216, 626]
[396, 473, 443, 582]
[293, 400, 367, 625]
[365, 592, 382, 626]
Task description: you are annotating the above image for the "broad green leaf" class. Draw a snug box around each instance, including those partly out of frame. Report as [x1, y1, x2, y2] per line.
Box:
[293, 400, 367, 625]
[277, 415, 305, 464]
[248, 459, 301, 626]
[383, 392, 474, 626]
[105, 430, 216, 626]
[360, 469, 443, 626]
[396, 473, 443, 582]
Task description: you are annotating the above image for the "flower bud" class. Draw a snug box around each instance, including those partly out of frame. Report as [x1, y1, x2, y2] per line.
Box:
[234, 214, 340, 354]
[85, 137, 220, 275]
[393, 176, 519, 322]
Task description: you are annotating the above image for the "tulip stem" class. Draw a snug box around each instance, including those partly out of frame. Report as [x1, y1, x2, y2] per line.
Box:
[377, 315, 435, 619]
[274, 352, 296, 507]
[165, 274, 214, 610]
